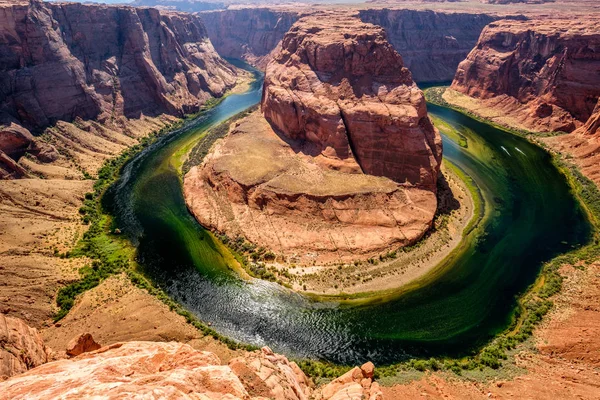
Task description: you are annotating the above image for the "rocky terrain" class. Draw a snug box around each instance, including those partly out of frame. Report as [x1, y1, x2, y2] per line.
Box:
[0, 320, 383, 400]
[0, 1, 240, 130]
[200, 8, 300, 69]
[0, 314, 49, 380]
[0, 0, 243, 177]
[199, 7, 502, 83]
[450, 18, 600, 133]
[262, 13, 442, 188]
[185, 14, 442, 265]
[358, 9, 499, 82]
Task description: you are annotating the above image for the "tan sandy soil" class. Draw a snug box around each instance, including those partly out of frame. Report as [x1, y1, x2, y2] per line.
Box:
[279, 164, 474, 295]
[0, 114, 218, 346]
[42, 274, 243, 363]
[0, 178, 90, 327]
[381, 262, 600, 399]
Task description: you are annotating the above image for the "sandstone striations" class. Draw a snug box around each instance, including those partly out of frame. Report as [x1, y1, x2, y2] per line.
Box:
[0, 314, 49, 380]
[185, 15, 441, 264]
[262, 14, 442, 188]
[358, 9, 498, 83]
[0, 1, 240, 130]
[450, 19, 600, 133]
[0, 339, 382, 400]
[0, 0, 242, 179]
[200, 8, 299, 70]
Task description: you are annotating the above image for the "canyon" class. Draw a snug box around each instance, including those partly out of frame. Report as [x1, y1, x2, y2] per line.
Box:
[199, 7, 502, 83]
[450, 18, 600, 133]
[0, 0, 600, 399]
[184, 13, 443, 265]
[0, 0, 242, 177]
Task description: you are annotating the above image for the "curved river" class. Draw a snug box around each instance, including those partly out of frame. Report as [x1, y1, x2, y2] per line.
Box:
[105, 73, 590, 365]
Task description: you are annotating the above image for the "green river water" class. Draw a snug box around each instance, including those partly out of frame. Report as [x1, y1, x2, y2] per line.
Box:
[105, 72, 591, 365]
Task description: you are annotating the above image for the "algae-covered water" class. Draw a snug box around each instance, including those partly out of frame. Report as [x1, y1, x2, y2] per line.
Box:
[105, 73, 590, 364]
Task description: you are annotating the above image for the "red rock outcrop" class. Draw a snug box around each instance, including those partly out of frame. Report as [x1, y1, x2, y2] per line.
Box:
[185, 111, 437, 264]
[200, 8, 300, 70]
[0, 0, 240, 131]
[358, 9, 499, 83]
[0, 123, 58, 178]
[0, 315, 49, 381]
[451, 18, 600, 133]
[262, 14, 442, 188]
[0, 340, 383, 399]
[65, 333, 101, 357]
[185, 15, 441, 264]
[316, 361, 383, 400]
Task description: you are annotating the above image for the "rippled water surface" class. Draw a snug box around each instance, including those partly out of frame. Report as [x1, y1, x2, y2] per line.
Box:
[105, 74, 591, 364]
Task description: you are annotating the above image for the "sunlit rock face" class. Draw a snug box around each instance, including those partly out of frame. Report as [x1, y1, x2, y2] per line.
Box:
[451, 19, 600, 133]
[0, 1, 240, 131]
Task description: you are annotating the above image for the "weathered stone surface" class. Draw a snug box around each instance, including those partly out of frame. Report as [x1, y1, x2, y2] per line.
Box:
[184, 110, 437, 264]
[229, 346, 312, 400]
[0, 340, 381, 399]
[358, 9, 498, 83]
[65, 333, 101, 357]
[451, 18, 600, 133]
[0, 1, 240, 131]
[185, 14, 441, 263]
[0, 315, 48, 381]
[0, 123, 33, 158]
[316, 362, 383, 400]
[201, 8, 300, 69]
[262, 14, 442, 189]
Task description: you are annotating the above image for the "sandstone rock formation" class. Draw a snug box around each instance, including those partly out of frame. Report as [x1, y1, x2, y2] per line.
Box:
[0, 123, 58, 178]
[358, 9, 498, 82]
[0, 340, 383, 400]
[0, 0, 241, 131]
[200, 8, 299, 69]
[185, 111, 437, 264]
[262, 14, 442, 188]
[316, 361, 383, 400]
[185, 15, 441, 264]
[65, 333, 101, 357]
[0, 314, 49, 380]
[451, 19, 600, 133]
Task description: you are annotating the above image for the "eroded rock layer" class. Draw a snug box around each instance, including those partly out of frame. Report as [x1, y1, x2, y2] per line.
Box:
[200, 8, 300, 69]
[451, 19, 600, 133]
[262, 14, 442, 189]
[358, 9, 498, 83]
[185, 15, 441, 264]
[185, 111, 437, 264]
[0, 314, 49, 380]
[0, 1, 240, 131]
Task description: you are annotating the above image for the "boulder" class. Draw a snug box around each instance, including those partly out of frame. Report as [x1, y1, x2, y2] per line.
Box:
[65, 333, 101, 357]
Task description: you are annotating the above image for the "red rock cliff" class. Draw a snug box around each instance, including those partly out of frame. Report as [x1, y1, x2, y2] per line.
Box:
[0, 0, 240, 131]
[451, 19, 600, 133]
[200, 8, 300, 69]
[358, 9, 499, 83]
[261, 14, 442, 189]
